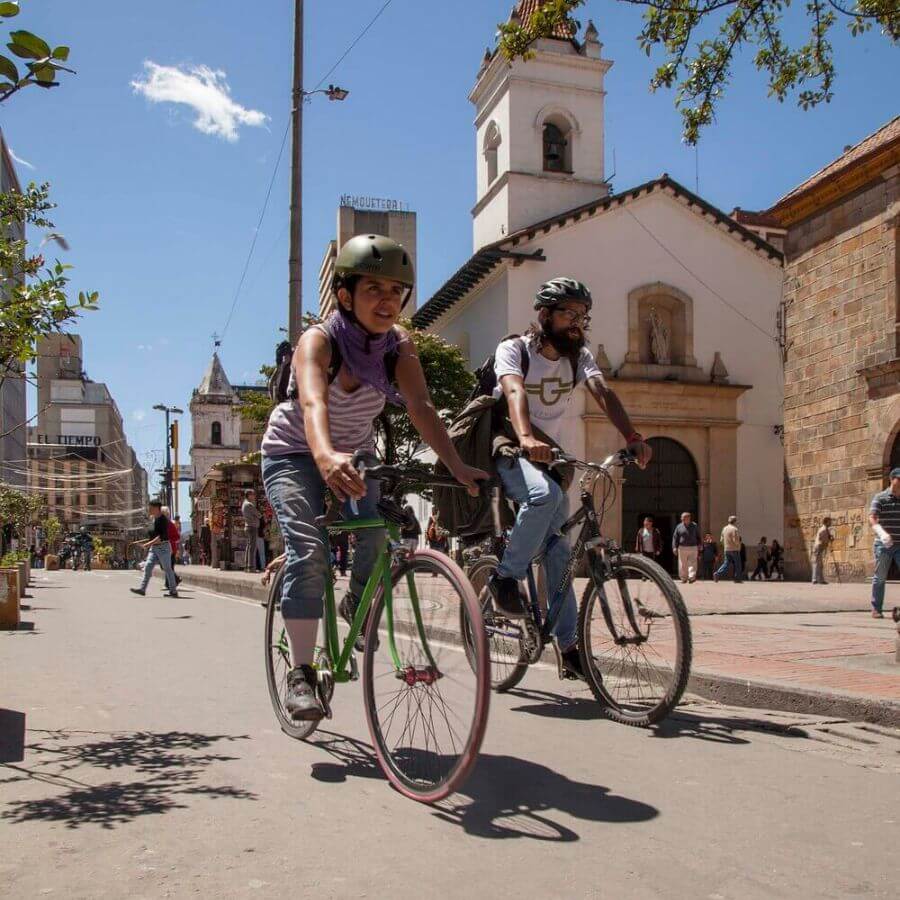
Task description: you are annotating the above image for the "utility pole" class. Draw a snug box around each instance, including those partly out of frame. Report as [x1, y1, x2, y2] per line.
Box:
[153, 404, 183, 511]
[288, 0, 304, 345]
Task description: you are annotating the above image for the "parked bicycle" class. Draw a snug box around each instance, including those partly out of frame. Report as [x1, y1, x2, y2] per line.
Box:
[463, 449, 692, 726]
[264, 457, 491, 803]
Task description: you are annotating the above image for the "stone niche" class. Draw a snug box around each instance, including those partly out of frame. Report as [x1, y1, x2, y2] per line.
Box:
[619, 282, 706, 382]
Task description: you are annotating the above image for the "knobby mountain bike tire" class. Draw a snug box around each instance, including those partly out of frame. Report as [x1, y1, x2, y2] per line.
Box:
[463, 555, 529, 693]
[363, 549, 490, 804]
[264, 566, 323, 741]
[578, 552, 692, 727]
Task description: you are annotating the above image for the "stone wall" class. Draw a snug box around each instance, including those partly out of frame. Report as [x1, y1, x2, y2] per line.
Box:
[782, 168, 899, 580]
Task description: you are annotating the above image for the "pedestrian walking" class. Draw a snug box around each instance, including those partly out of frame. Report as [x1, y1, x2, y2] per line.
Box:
[331, 531, 349, 577]
[634, 516, 662, 561]
[869, 468, 900, 619]
[130, 499, 178, 597]
[768, 539, 785, 580]
[426, 509, 450, 554]
[78, 526, 93, 572]
[242, 489, 262, 572]
[750, 537, 770, 580]
[714, 516, 743, 583]
[700, 532, 718, 580]
[161, 507, 181, 585]
[401, 500, 421, 553]
[811, 517, 833, 584]
[672, 511, 700, 583]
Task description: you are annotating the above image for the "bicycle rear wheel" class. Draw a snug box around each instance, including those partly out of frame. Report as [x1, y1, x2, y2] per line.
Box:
[578, 552, 692, 726]
[363, 549, 490, 803]
[462, 556, 529, 692]
[264, 566, 321, 741]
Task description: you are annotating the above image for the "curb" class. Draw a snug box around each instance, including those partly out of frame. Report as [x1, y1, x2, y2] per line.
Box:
[161, 569, 900, 728]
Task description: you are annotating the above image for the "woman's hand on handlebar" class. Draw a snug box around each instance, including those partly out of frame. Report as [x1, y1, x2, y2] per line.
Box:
[317, 451, 367, 501]
[449, 463, 491, 497]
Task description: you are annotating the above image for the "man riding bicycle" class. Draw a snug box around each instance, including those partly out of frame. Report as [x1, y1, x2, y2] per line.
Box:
[261, 234, 487, 722]
[488, 278, 652, 679]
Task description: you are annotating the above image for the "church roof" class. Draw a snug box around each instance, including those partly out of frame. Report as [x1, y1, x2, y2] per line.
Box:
[768, 115, 900, 225]
[514, 1, 578, 40]
[412, 175, 782, 329]
[197, 352, 234, 398]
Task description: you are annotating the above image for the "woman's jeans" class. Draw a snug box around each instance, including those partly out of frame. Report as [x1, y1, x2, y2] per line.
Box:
[872, 541, 900, 613]
[262, 453, 384, 620]
[495, 456, 577, 649]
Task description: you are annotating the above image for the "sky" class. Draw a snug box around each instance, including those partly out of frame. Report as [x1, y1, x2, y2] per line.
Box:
[2, 0, 897, 508]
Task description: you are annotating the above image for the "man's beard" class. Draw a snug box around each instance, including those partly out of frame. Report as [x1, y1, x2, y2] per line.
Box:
[541, 320, 586, 356]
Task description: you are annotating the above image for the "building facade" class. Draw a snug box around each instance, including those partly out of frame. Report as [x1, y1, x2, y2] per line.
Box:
[412, 3, 785, 570]
[27, 334, 148, 550]
[318, 203, 417, 317]
[770, 116, 900, 580]
[0, 127, 27, 490]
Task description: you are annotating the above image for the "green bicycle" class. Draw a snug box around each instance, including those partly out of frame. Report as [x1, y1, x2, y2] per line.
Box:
[264, 459, 491, 803]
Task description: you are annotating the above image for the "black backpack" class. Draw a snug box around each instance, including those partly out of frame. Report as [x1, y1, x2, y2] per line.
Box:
[268, 326, 400, 404]
[466, 334, 577, 402]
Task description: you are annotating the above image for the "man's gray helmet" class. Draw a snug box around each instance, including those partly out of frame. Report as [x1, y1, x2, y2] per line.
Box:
[333, 234, 415, 308]
[534, 277, 593, 311]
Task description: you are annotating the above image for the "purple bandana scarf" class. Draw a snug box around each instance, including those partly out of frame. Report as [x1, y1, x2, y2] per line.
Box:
[326, 312, 405, 406]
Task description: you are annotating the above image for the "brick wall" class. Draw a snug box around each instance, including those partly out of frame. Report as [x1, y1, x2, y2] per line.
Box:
[782, 169, 899, 580]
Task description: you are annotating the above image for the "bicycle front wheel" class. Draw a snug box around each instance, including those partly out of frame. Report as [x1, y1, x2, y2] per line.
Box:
[578, 552, 692, 726]
[363, 549, 490, 804]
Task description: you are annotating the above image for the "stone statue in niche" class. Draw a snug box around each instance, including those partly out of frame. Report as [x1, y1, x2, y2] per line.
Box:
[648, 306, 671, 365]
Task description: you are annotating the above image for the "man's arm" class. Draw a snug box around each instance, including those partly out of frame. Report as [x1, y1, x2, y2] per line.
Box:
[585, 377, 652, 467]
[870, 508, 893, 546]
[499, 373, 553, 463]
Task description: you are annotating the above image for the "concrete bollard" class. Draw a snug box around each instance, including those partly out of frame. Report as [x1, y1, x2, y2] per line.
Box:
[16, 561, 26, 598]
[0, 567, 21, 628]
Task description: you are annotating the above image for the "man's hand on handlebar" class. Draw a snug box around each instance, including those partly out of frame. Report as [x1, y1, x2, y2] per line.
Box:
[627, 439, 653, 470]
[519, 435, 553, 464]
[450, 463, 491, 497]
[317, 451, 367, 501]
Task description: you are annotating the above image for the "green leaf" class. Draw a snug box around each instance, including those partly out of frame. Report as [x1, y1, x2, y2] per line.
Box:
[51, 45, 69, 61]
[33, 63, 54, 84]
[7, 42, 39, 60]
[0, 1, 19, 17]
[0, 53, 17, 81]
[8, 30, 51, 59]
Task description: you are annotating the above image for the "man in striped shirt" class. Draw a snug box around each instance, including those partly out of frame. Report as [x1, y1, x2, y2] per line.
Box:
[869, 467, 900, 618]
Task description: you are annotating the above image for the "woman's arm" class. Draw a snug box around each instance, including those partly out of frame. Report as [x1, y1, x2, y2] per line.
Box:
[295, 329, 366, 500]
[393, 330, 487, 495]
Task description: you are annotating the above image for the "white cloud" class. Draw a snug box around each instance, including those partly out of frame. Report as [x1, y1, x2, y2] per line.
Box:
[137, 343, 153, 352]
[9, 147, 34, 170]
[131, 61, 267, 142]
[132, 409, 146, 422]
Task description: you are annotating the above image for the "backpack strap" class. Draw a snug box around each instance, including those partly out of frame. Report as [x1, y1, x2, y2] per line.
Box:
[517, 337, 530, 380]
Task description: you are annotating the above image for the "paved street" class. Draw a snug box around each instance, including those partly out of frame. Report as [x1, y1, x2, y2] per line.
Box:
[2, 570, 898, 899]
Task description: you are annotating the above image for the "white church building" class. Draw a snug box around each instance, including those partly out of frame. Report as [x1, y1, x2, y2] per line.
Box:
[412, 3, 785, 568]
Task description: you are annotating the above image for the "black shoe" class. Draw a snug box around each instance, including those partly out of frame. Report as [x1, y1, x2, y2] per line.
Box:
[487, 573, 527, 619]
[175, 575, 182, 585]
[559, 646, 585, 681]
[339, 592, 377, 652]
[285, 665, 324, 721]
[129, 587, 146, 597]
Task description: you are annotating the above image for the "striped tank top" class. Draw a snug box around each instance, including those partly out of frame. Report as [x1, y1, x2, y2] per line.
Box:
[261, 368, 386, 458]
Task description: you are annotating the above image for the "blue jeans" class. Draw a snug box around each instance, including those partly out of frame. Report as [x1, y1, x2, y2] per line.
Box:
[496, 456, 577, 649]
[715, 550, 743, 582]
[871, 541, 900, 612]
[139, 542, 177, 592]
[262, 453, 384, 620]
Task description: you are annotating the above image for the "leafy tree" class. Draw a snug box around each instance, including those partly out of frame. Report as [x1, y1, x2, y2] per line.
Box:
[498, 0, 899, 144]
[41, 513, 61, 551]
[0, 2, 74, 104]
[0, 484, 43, 543]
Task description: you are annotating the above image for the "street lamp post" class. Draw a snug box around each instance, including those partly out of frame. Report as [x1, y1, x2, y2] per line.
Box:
[288, 0, 348, 344]
[152, 404, 183, 511]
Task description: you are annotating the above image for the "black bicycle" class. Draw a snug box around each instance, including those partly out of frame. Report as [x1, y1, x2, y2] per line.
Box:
[462, 449, 692, 727]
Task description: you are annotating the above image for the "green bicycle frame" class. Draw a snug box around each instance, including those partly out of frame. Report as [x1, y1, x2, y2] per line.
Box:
[316, 517, 437, 682]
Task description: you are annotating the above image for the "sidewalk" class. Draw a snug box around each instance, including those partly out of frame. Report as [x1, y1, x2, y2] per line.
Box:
[165, 566, 900, 726]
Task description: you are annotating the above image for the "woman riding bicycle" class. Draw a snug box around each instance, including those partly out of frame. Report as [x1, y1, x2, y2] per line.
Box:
[261, 234, 487, 721]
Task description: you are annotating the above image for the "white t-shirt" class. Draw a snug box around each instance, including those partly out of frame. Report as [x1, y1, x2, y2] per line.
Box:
[640, 528, 655, 553]
[493, 335, 604, 444]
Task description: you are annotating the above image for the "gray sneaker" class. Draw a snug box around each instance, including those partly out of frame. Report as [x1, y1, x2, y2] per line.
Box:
[285, 665, 323, 721]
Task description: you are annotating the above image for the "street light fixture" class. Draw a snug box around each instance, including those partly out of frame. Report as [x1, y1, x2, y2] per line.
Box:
[153, 404, 184, 511]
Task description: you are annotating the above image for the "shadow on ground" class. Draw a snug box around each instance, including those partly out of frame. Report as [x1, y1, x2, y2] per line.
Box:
[507, 687, 809, 746]
[1, 728, 256, 829]
[308, 729, 657, 841]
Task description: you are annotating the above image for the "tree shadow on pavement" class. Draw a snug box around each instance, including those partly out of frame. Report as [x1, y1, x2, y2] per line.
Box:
[0, 728, 256, 829]
[307, 729, 657, 842]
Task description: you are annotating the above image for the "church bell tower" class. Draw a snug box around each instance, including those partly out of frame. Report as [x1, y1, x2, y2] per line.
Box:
[470, 2, 613, 250]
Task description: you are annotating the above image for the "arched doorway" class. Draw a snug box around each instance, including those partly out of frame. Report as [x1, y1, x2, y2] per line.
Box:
[890, 430, 900, 473]
[622, 437, 698, 574]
